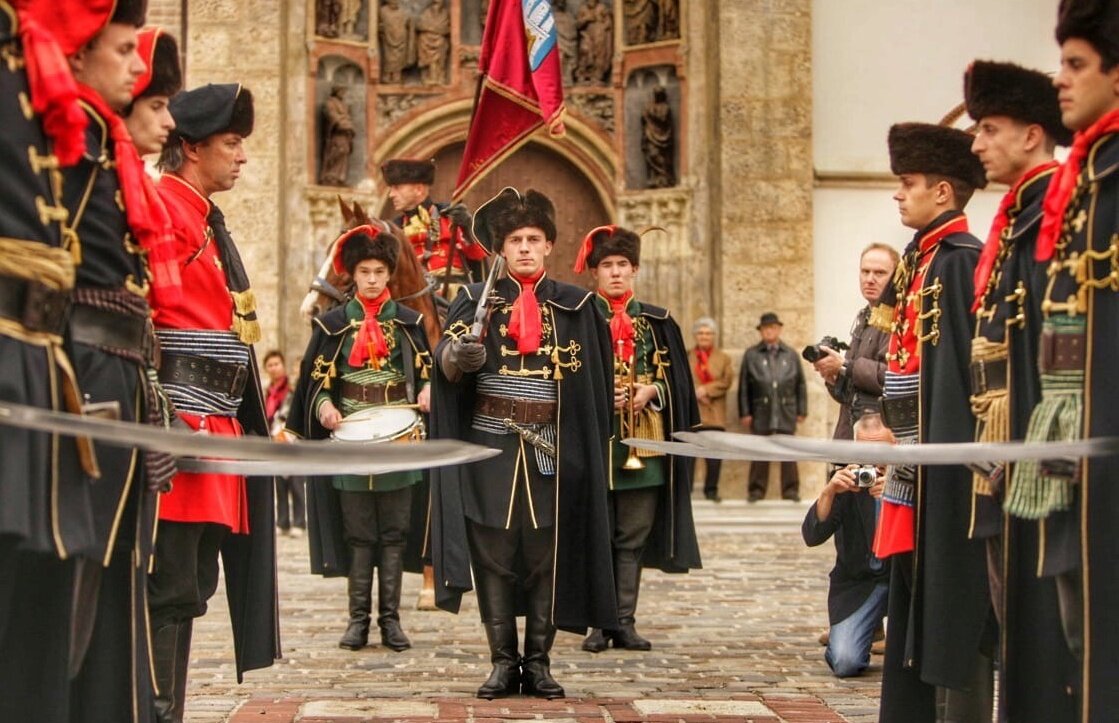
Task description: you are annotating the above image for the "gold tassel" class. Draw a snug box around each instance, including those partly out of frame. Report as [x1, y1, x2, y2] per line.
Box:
[969, 337, 1010, 497]
[231, 316, 261, 345]
[551, 348, 563, 380]
[869, 304, 895, 333]
[231, 288, 257, 315]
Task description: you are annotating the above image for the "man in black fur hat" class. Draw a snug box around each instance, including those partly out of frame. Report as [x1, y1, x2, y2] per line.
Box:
[963, 59, 1077, 722]
[429, 187, 616, 700]
[1013, 1, 1119, 718]
[149, 83, 279, 721]
[383, 158, 487, 295]
[871, 122, 993, 723]
[571, 225, 701, 654]
[285, 226, 433, 654]
[123, 26, 182, 156]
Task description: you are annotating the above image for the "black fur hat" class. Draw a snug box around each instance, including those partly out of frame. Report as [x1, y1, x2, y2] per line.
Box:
[964, 61, 1073, 146]
[585, 226, 640, 269]
[111, 0, 147, 26]
[169, 84, 254, 141]
[133, 28, 182, 100]
[1056, 0, 1119, 67]
[382, 159, 436, 186]
[888, 123, 988, 190]
[472, 187, 557, 250]
[335, 228, 400, 276]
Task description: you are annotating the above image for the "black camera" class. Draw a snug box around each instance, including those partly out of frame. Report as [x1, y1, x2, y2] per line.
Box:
[802, 335, 850, 363]
[854, 466, 878, 488]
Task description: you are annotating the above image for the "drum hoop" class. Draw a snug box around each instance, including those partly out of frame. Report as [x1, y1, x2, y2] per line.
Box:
[332, 406, 421, 443]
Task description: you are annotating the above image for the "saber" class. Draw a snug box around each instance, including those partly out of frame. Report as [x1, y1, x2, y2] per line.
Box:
[177, 441, 501, 476]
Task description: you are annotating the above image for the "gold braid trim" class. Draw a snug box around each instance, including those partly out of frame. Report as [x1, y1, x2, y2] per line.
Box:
[969, 337, 1009, 497]
[869, 303, 895, 333]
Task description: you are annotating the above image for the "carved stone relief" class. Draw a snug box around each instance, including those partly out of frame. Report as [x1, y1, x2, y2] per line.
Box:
[623, 0, 679, 45]
[617, 188, 703, 322]
[315, 57, 367, 187]
[567, 92, 615, 134]
[376, 0, 454, 86]
[376, 93, 425, 130]
[317, 0, 369, 40]
[624, 66, 680, 190]
[575, 0, 613, 85]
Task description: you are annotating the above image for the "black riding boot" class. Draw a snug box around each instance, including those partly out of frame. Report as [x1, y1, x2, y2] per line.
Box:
[522, 582, 564, 699]
[610, 549, 651, 650]
[377, 544, 411, 651]
[474, 567, 520, 699]
[581, 627, 609, 653]
[152, 619, 192, 723]
[339, 546, 375, 650]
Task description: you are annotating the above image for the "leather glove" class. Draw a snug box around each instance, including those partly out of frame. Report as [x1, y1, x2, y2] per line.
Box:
[449, 334, 486, 373]
[444, 203, 473, 230]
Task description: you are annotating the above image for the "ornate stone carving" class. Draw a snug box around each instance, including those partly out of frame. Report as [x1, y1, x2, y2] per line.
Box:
[319, 86, 357, 186]
[378, 0, 415, 83]
[640, 84, 675, 187]
[567, 92, 615, 134]
[624, 0, 679, 44]
[575, 0, 612, 85]
[316, 0, 341, 37]
[416, 0, 450, 85]
[553, 0, 577, 85]
[339, 0, 364, 38]
[376, 93, 425, 130]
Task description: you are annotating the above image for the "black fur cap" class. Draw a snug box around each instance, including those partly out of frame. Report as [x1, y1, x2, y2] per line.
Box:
[888, 123, 988, 190]
[587, 226, 640, 268]
[964, 60, 1073, 146]
[136, 30, 182, 99]
[472, 187, 557, 250]
[1056, 0, 1119, 67]
[111, 0, 147, 26]
[168, 84, 254, 141]
[382, 159, 436, 186]
[340, 230, 400, 276]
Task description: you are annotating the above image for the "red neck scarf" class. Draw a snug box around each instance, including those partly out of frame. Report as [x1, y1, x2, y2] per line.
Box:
[349, 288, 392, 368]
[1036, 109, 1119, 262]
[16, 9, 87, 166]
[600, 290, 636, 361]
[265, 376, 289, 421]
[694, 347, 713, 384]
[75, 85, 182, 307]
[507, 270, 544, 354]
[972, 160, 1059, 311]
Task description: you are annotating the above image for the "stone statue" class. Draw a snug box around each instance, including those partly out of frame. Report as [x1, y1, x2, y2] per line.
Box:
[339, 0, 363, 38]
[624, 0, 657, 44]
[553, 0, 577, 85]
[416, 0, 450, 85]
[316, 0, 341, 37]
[378, 0, 414, 84]
[575, 0, 612, 85]
[640, 85, 675, 188]
[657, 0, 679, 39]
[319, 86, 356, 186]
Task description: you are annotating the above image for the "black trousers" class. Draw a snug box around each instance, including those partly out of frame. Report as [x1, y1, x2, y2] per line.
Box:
[338, 487, 413, 550]
[748, 431, 799, 499]
[466, 494, 554, 623]
[275, 476, 306, 530]
[703, 459, 722, 497]
[148, 521, 228, 630]
[610, 486, 659, 551]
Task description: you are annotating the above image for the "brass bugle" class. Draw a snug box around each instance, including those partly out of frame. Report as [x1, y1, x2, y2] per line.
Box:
[617, 340, 645, 471]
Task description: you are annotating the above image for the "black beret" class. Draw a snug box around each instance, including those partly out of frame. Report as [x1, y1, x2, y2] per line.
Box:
[888, 123, 988, 190]
[382, 159, 436, 185]
[111, 0, 147, 26]
[336, 229, 400, 276]
[472, 187, 557, 250]
[168, 83, 254, 142]
[586, 226, 640, 268]
[964, 60, 1073, 146]
[1057, 0, 1119, 66]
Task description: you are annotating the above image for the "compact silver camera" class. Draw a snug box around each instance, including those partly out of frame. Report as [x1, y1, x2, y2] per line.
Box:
[854, 466, 878, 489]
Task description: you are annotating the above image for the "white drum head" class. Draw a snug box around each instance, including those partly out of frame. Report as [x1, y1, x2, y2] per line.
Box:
[332, 406, 420, 443]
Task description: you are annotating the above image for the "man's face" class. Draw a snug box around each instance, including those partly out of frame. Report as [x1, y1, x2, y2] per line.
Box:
[264, 356, 286, 383]
[590, 255, 637, 299]
[971, 115, 1033, 186]
[387, 183, 429, 212]
[189, 132, 247, 196]
[353, 257, 391, 299]
[859, 248, 896, 304]
[1055, 38, 1119, 132]
[501, 226, 552, 277]
[125, 95, 175, 156]
[70, 23, 145, 112]
[892, 173, 942, 230]
[759, 323, 781, 345]
[694, 326, 715, 350]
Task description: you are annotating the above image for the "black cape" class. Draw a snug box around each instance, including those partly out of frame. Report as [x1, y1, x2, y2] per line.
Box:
[880, 213, 995, 720]
[428, 276, 618, 633]
[632, 305, 701, 573]
[286, 302, 433, 577]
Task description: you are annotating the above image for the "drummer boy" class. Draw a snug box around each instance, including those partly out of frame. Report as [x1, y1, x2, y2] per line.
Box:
[286, 226, 433, 653]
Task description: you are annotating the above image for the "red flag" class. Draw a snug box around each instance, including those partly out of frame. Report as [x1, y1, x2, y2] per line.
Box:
[453, 0, 566, 201]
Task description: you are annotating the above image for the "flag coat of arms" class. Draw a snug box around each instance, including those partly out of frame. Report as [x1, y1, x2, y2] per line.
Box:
[453, 0, 567, 200]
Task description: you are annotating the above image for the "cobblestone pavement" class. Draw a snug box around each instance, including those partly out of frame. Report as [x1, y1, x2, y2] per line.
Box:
[186, 499, 883, 722]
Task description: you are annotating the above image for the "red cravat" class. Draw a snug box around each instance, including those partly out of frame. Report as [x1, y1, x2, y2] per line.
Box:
[508, 271, 544, 354]
[695, 347, 713, 384]
[349, 288, 392, 368]
[602, 290, 636, 361]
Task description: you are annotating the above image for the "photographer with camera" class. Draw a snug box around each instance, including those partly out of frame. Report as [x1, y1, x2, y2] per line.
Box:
[802, 413, 892, 678]
[808, 243, 898, 440]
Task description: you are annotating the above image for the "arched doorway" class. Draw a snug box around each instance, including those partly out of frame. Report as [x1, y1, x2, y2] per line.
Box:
[381, 141, 612, 288]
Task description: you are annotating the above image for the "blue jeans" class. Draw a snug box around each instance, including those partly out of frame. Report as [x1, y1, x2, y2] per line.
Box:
[825, 581, 888, 677]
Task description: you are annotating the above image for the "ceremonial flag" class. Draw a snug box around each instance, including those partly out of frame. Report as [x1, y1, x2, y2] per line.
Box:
[453, 0, 567, 201]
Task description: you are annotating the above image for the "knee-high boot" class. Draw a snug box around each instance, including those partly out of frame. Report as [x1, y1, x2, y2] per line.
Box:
[611, 549, 651, 650]
[339, 546, 375, 650]
[377, 544, 411, 651]
[474, 567, 520, 699]
[152, 619, 192, 723]
[521, 581, 564, 699]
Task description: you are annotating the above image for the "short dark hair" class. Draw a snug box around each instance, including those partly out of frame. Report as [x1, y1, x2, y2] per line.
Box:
[924, 173, 976, 210]
[263, 349, 284, 365]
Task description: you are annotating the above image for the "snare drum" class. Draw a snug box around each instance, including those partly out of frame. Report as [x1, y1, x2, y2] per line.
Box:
[331, 406, 424, 443]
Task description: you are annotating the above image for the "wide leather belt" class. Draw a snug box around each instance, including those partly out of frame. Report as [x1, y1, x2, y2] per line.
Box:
[880, 393, 918, 430]
[340, 380, 408, 405]
[1039, 328, 1086, 373]
[970, 358, 1008, 396]
[70, 303, 158, 364]
[0, 274, 71, 335]
[475, 394, 556, 424]
[159, 352, 247, 398]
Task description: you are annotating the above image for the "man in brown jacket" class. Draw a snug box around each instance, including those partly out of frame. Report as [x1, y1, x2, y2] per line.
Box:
[688, 317, 733, 501]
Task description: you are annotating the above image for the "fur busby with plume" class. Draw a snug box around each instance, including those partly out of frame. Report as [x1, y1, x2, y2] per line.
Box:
[888, 123, 988, 190]
[132, 28, 182, 100]
[333, 226, 400, 276]
[964, 60, 1073, 146]
[472, 187, 557, 250]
